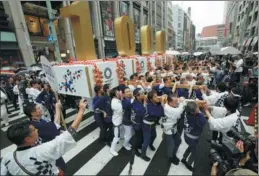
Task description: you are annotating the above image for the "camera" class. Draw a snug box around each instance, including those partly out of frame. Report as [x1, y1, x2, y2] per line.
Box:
[209, 139, 241, 174]
[227, 127, 257, 154]
[209, 128, 258, 175]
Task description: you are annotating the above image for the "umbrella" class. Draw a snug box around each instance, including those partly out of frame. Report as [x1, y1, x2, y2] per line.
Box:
[181, 52, 190, 55]
[0, 66, 16, 71]
[210, 46, 222, 55]
[0, 70, 15, 75]
[193, 52, 203, 56]
[166, 50, 181, 55]
[220, 46, 241, 55]
[15, 70, 31, 76]
[29, 66, 42, 72]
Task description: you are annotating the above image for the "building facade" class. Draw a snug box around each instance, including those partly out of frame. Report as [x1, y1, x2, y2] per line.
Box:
[172, 4, 184, 50]
[2, 1, 172, 66]
[0, 1, 23, 67]
[224, 0, 258, 53]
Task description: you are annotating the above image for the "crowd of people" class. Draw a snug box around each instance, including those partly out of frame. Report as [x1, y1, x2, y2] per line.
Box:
[0, 54, 258, 175]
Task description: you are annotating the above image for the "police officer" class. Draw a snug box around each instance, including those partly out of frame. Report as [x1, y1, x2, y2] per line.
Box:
[141, 90, 165, 161]
[162, 94, 186, 165]
[131, 88, 146, 157]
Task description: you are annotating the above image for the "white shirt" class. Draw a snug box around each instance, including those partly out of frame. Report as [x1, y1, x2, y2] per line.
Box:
[111, 98, 123, 126]
[202, 91, 228, 106]
[1, 131, 76, 175]
[208, 106, 240, 133]
[234, 59, 243, 73]
[26, 88, 41, 102]
[162, 102, 186, 135]
[0, 90, 7, 104]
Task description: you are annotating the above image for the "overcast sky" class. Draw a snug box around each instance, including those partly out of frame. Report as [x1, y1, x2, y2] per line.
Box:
[172, 1, 225, 34]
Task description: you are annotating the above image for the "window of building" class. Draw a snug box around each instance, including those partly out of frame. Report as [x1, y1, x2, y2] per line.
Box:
[254, 11, 258, 22]
[238, 15, 240, 22]
[243, 1, 246, 7]
[239, 5, 242, 12]
[251, 26, 255, 36]
[178, 23, 181, 28]
[256, 1, 258, 6]
[120, 2, 129, 16]
[248, 16, 252, 25]
[250, 2, 254, 11]
[236, 26, 239, 35]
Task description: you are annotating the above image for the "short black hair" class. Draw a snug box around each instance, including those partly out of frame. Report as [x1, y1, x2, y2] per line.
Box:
[224, 96, 238, 113]
[185, 102, 198, 114]
[130, 74, 134, 80]
[145, 72, 150, 77]
[103, 84, 110, 93]
[121, 86, 130, 94]
[163, 77, 170, 83]
[167, 93, 178, 103]
[7, 120, 32, 146]
[147, 90, 157, 101]
[139, 75, 144, 80]
[24, 103, 37, 119]
[94, 85, 102, 94]
[146, 76, 153, 83]
[30, 80, 37, 87]
[110, 87, 119, 98]
[216, 82, 227, 92]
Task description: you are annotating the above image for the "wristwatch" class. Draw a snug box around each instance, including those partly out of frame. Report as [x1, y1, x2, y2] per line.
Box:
[68, 126, 77, 138]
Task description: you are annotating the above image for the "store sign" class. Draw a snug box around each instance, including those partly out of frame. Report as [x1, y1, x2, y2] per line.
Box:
[60, 1, 165, 60]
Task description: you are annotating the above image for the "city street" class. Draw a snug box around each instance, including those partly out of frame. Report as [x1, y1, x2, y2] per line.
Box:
[0, 102, 255, 175]
[0, 0, 258, 175]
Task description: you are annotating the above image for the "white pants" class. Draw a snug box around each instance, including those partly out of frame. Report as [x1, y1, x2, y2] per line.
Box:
[110, 125, 133, 151]
[1, 105, 9, 125]
[18, 96, 23, 114]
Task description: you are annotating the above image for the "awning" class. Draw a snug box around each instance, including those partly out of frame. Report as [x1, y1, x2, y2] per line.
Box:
[245, 38, 253, 47]
[251, 36, 258, 46]
[242, 39, 248, 46]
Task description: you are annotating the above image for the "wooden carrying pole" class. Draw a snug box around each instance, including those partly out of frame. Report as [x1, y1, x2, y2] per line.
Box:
[54, 92, 67, 129]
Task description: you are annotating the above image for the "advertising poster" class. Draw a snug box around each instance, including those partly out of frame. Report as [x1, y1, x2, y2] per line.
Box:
[100, 1, 115, 38]
[41, 56, 58, 92]
[120, 2, 129, 16]
[133, 8, 140, 42]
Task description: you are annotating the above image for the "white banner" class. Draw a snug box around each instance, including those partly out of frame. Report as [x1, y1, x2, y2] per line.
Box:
[40, 56, 58, 92]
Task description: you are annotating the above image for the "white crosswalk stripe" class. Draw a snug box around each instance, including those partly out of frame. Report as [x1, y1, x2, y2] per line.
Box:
[0, 103, 252, 175]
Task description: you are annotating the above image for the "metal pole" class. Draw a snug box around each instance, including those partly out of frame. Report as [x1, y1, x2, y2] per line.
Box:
[46, 0, 61, 63]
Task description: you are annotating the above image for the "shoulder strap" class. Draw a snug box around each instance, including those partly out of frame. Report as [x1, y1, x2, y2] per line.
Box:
[13, 151, 35, 176]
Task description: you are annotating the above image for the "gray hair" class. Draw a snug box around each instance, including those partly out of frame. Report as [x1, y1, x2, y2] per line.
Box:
[185, 102, 197, 114]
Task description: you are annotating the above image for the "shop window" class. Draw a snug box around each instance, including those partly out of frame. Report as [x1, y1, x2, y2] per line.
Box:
[25, 15, 41, 35]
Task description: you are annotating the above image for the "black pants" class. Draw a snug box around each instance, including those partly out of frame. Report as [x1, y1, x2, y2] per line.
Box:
[164, 132, 181, 158]
[212, 131, 223, 143]
[98, 121, 113, 143]
[183, 144, 197, 166]
[177, 113, 185, 137]
[236, 72, 241, 83]
[133, 129, 143, 152]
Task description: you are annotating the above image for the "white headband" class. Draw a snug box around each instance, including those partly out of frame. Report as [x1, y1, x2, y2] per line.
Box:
[231, 91, 241, 98]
